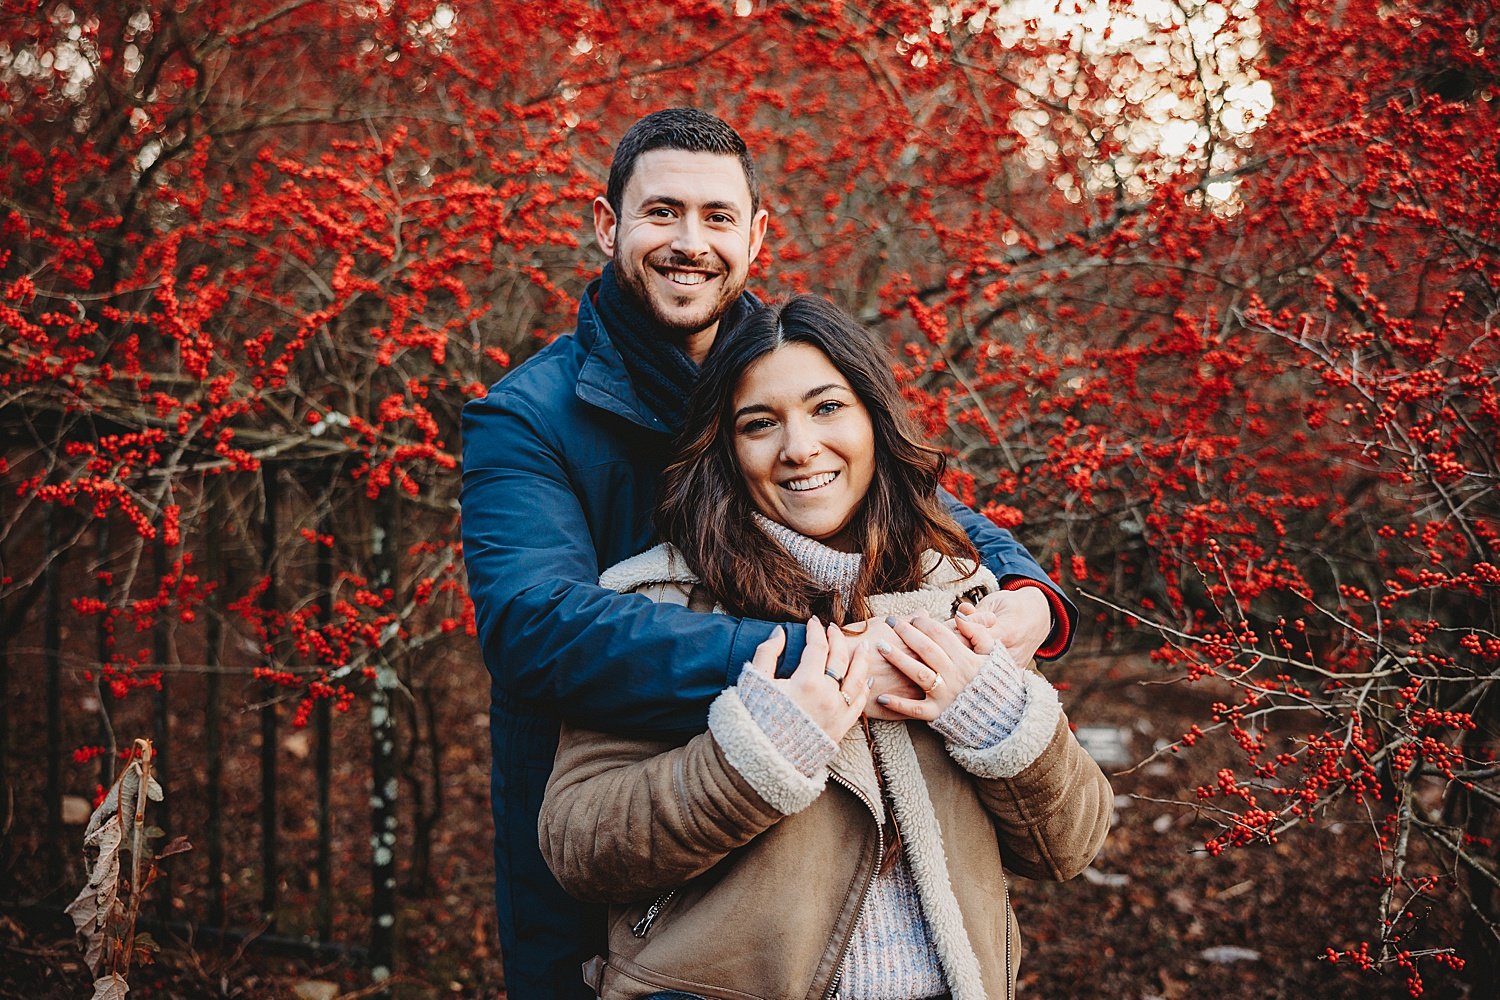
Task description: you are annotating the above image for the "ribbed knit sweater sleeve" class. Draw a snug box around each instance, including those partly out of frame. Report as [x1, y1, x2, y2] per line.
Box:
[735, 667, 839, 778]
[930, 647, 1031, 749]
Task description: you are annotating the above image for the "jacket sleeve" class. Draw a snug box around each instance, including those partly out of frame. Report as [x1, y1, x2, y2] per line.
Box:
[941, 489, 1078, 659]
[539, 703, 799, 903]
[460, 388, 807, 735]
[943, 670, 1113, 882]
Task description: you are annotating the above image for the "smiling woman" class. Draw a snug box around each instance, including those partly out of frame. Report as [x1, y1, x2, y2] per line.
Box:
[538, 295, 1111, 1000]
[730, 341, 876, 551]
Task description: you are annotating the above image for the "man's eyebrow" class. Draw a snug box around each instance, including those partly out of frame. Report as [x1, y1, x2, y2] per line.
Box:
[638, 195, 740, 214]
[732, 384, 848, 421]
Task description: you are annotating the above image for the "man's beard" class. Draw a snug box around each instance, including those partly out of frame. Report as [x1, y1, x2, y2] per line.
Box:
[615, 250, 739, 336]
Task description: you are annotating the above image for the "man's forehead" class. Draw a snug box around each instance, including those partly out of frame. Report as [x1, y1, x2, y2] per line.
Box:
[622, 149, 754, 209]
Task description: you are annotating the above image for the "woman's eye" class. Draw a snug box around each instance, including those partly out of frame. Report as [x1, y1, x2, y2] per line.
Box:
[740, 418, 773, 433]
[815, 400, 844, 416]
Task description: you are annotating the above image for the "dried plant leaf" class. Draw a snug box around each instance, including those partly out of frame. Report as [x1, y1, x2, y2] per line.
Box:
[66, 810, 124, 974]
[90, 973, 129, 1000]
[155, 836, 193, 860]
[66, 740, 163, 984]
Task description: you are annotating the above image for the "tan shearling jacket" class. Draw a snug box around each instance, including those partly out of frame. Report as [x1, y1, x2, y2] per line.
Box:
[540, 544, 1112, 1000]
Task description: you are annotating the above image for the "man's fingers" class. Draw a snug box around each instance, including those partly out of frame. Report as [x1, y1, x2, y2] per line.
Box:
[954, 611, 995, 654]
[749, 626, 786, 676]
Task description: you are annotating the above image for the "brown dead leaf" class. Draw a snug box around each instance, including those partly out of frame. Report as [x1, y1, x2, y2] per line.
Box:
[89, 973, 129, 1000]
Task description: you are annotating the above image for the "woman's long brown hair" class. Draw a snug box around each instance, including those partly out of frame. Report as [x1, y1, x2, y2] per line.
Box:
[656, 295, 978, 625]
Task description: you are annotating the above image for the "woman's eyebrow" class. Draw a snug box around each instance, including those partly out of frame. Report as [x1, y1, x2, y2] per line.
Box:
[735, 379, 852, 419]
[801, 382, 844, 400]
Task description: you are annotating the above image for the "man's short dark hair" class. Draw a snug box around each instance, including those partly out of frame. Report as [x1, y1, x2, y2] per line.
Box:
[606, 108, 761, 216]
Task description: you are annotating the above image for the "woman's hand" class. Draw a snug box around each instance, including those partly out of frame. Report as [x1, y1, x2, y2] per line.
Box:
[747, 617, 871, 742]
[872, 614, 985, 721]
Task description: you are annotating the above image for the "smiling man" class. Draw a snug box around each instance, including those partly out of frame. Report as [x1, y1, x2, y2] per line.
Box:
[460, 108, 1076, 1000]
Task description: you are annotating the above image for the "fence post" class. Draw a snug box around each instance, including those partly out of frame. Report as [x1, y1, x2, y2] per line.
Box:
[44, 508, 64, 893]
[153, 517, 172, 922]
[205, 478, 226, 927]
[315, 473, 335, 942]
[260, 463, 280, 929]
[368, 486, 399, 983]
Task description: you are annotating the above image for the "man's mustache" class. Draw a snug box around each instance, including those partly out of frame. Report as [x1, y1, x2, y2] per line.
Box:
[648, 252, 725, 275]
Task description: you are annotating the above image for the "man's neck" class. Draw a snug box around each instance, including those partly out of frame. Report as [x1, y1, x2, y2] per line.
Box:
[678, 322, 719, 366]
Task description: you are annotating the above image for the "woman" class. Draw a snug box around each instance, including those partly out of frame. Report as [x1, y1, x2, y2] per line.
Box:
[540, 296, 1111, 1000]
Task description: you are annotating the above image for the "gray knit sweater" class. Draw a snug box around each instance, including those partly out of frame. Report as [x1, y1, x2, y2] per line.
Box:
[740, 516, 1031, 1000]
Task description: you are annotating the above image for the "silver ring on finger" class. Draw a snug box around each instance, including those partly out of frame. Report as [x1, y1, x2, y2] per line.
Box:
[824, 667, 845, 685]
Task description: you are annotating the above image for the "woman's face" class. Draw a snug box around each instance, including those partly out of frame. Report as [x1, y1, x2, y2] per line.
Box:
[730, 342, 876, 552]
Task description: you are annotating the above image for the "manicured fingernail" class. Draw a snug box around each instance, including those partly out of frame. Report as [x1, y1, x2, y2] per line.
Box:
[876, 641, 893, 654]
[885, 616, 899, 627]
[866, 677, 874, 689]
[876, 694, 890, 705]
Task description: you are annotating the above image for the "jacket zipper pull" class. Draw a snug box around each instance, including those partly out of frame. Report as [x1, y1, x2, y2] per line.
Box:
[631, 889, 676, 938]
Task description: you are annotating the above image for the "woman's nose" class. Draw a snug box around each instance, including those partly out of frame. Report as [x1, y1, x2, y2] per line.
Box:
[779, 422, 820, 465]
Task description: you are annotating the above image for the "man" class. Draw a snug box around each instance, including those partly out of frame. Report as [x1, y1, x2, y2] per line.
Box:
[460, 108, 1075, 999]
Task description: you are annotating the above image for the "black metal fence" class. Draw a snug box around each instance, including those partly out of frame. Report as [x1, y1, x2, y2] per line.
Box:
[0, 454, 467, 985]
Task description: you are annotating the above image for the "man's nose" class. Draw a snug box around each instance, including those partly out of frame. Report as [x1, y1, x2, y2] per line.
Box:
[670, 216, 710, 259]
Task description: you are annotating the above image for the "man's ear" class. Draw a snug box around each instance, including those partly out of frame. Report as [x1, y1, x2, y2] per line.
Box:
[593, 196, 618, 255]
[747, 207, 769, 264]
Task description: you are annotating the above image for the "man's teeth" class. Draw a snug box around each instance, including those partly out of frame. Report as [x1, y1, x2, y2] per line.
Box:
[784, 472, 837, 491]
[665, 271, 708, 285]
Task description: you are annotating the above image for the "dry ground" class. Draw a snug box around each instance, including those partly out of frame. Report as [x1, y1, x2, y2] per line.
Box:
[1, 648, 1477, 999]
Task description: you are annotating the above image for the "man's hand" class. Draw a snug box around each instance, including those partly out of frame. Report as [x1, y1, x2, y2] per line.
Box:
[959, 586, 1051, 667]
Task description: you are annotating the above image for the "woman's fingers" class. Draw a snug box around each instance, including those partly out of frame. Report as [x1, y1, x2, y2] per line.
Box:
[907, 614, 972, 658]
[748, 626, 787, 676]
[794, 615, 827, 676]
[843, 639, 872, 696]
[880, 615, 976, 714]
[879, 616, 948, 692]
[873, 690, 941, 723]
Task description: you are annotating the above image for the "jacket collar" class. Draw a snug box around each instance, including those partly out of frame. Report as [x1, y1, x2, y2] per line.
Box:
[573, 274, 763, 434]
[574, 279, 667, 434]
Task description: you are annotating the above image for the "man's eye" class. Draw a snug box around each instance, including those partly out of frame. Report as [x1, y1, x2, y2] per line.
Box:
[708, 213, 734, 225]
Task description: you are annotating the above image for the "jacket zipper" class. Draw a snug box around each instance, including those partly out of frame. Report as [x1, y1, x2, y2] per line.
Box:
[1002, 869, 1013, 1000]
[822, 770, 884, 1000]
[631, 888, 677, 938]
